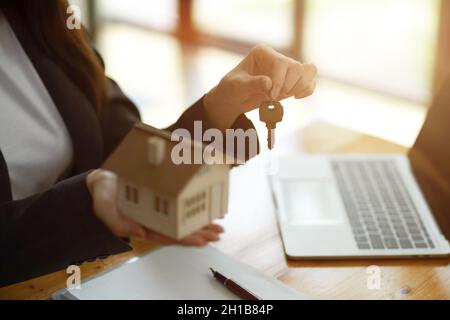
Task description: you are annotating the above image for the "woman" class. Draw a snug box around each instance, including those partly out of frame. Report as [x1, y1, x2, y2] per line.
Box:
[0, 0, 317, 287]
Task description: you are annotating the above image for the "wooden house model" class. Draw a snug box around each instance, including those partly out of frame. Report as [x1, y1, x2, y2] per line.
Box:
[103, 123, 230, 240]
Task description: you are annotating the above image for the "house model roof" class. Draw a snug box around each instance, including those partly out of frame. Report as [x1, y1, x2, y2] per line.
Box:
[103, 123, 229, 196]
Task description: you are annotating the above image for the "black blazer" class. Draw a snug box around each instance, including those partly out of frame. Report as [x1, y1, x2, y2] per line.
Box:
[0, 9, 256, 287]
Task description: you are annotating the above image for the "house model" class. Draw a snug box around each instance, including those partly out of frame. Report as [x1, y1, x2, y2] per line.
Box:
[102, 123, 231, 240]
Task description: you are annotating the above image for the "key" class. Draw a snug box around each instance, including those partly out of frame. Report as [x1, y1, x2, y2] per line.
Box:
[259, 101, 284, 150]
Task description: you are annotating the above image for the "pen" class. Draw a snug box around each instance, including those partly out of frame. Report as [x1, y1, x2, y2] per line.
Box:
[210, 268, 262, 300]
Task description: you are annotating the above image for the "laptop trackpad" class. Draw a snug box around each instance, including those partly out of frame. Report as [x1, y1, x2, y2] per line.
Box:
[278, 180, 344, 225]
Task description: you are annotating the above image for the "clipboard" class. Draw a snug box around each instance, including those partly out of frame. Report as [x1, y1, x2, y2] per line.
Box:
[53, 246, 309, 300]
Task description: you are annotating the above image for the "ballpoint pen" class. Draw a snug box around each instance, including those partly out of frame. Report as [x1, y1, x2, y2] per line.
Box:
[210, 268, 262, 300]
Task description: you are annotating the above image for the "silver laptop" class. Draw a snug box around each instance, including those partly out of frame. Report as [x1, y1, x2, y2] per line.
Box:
[271, 83, 450, 259]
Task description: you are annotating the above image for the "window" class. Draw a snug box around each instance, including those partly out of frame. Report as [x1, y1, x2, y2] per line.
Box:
[154, 195, 169, 216]
[125, 185, 139, 204]
[193, 0, 295, 49]
[97, 0, 178, 32]
[183, 192, 207, 222]
[88, 0, 450, 152]
[94, 0, 446, 114]
[303, 0, 440, 103]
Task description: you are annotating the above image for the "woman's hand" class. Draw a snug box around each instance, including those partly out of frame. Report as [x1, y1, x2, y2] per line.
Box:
[86, 170, 224, 247]
[204, 44, 317, 130]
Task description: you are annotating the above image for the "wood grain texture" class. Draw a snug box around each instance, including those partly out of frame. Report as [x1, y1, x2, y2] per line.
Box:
[0, 122, 448, 300]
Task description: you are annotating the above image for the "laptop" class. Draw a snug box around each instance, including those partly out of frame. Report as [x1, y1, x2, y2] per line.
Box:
[270, 80, 450, 259]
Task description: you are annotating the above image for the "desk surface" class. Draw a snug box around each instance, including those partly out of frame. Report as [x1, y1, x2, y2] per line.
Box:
[1, 122, 449, 300]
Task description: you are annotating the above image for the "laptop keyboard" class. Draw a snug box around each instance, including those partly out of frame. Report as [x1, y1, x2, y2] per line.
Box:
[331, 160, 435, 250]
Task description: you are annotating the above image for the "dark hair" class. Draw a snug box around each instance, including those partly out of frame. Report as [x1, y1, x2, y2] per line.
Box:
[2, 0, 107, 113]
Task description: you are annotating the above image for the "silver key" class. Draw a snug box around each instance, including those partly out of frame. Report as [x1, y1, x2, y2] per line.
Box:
[259, 101, 284, 150]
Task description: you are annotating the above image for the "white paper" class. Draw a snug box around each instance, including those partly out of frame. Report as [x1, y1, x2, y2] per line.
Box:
[66, 246, 308, 300]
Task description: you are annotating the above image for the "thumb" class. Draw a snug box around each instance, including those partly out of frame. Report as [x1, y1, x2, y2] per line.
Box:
[123, 217, 147, 240]
[239, 75, 272, 95]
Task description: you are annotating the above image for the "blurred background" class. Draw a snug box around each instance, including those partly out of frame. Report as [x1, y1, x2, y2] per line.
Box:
[71, 0, 450, 148]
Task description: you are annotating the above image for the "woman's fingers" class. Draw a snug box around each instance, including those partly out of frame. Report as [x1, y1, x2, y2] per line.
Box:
[181, 234, 208, 247]
[143, 223, 224, 247]
[144, 229, 178, 245]
[89, 170, 146, 240]
[250, 45, 315, 101]
[181, 226, 223, 246]
[196, 229, 221, 242]
[268, 59, 316, 101]
[91, 177, 131, 238]
[281, 61, 304, 97]
[270, 58, 289, 100]
[204, 223, 225, 234]
[123, 217, 147, 240]
[242, 93, 270, 112]
[96, 200, 144, 239]
[230, 74, 271, 99]
[295, 81, 317, 99]
[289, 64, 317, 99]
[246, 75, 272, 95]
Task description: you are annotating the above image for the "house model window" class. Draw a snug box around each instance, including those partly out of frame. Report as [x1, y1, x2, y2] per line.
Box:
[184, 192, 207, 222]
[125, 185, 139, 204]
[154, 195, 169, 216]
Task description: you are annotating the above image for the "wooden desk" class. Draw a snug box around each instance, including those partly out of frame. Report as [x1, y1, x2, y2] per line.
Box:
[1, 122, 449, 300]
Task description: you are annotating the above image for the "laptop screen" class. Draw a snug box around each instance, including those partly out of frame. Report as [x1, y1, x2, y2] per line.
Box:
[410, 79, 450, 240]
